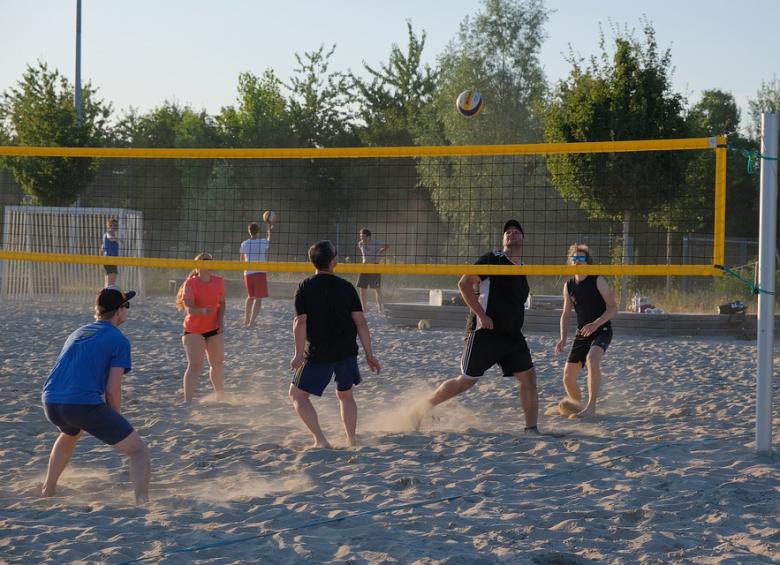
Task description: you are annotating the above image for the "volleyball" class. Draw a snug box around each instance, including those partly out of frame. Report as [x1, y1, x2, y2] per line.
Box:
[262, 210, 276, 224]
[456, 89, 484, 117]
[417, 319, 431, 330]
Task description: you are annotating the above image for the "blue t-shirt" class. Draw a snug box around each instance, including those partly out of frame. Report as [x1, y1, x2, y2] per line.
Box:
[42, 321, 132, 405]
[102, 232, 119, 256]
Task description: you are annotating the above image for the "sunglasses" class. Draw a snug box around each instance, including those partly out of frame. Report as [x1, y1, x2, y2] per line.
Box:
[571, 254, 588, 262]
[122, 302, 130, 309]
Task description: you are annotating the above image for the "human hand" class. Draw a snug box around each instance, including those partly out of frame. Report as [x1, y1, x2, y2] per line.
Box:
[290, 354, 305, 370]
[366, 354, 380, 373]
[580, 322, 599, 337]
[478, 314, 494, 330]
[555, 339, 566, 354]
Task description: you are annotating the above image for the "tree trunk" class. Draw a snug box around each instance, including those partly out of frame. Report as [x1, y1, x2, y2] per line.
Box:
[620, 210, 631, 311]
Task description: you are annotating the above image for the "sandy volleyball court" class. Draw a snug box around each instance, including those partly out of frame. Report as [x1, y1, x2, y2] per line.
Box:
[1, 295, 778, 563]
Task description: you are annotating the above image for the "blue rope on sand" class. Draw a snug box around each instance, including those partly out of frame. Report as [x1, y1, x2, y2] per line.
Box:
[118, 440, 679, 564]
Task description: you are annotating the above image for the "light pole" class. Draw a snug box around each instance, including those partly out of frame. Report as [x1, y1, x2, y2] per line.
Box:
[75, 0, 82, 126]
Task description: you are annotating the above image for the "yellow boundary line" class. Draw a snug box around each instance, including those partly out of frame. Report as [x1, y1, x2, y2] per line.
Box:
[0, 251, 721, 277]
[0, 137, 718, 159]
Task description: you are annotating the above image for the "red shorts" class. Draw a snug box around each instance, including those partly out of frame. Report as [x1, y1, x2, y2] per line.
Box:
[244, 272, 269, 298]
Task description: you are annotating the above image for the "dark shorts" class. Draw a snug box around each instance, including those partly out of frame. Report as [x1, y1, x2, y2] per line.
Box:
[292, 356, 362, 397]
[184, 329, 220, 339]
[567, 326, 613, 366]
[103, 264, 118, 275]
[43, 402, 134, 445]
[356, 273, 381, 289]
[461, 329, 534, 378]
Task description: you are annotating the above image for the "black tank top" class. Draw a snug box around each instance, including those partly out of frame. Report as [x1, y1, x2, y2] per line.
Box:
[566, 276, 610, 330]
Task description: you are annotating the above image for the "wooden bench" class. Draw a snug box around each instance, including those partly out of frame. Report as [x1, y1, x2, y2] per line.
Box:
[527, 294, 564, 310]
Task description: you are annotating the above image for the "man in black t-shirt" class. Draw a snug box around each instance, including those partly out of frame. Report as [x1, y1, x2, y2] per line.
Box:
[554, 244, 617, 418]
[414, 220, 539, 433]
[290, 240, 381, 448]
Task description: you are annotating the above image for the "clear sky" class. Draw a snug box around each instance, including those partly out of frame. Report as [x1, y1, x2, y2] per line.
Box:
[1, 0, 777, 133]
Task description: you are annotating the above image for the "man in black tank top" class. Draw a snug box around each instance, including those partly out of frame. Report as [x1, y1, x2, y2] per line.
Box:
[412, 220, 539, 434]
[554, 244, 617, 418]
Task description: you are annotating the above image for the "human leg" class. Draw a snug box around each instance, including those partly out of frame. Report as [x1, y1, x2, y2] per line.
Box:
[244, 296, 254, 326]
[249, 298, 262, 326]
[289, 384, 330, 448]
[182, 333, 206, 403]
[336, 388, 358, 446]
[374, 288, 384, 314]
[575, 346, 605, 418]
[41, 431, 82, 497]
[113, 431, 151, 504]
[204, 333, 225, 401]
[515, 368, 539, 428]
[562, 362, 583, 402]
[359, 287, 369, 312]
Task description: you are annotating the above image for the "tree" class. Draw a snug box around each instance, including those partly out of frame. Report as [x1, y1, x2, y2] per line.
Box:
[748, 77, 780, 141]
[348, 21, 438, 146]
[0, 61, 112, 205]
[286, 45, 355, 148]
[544, 21, 688, 305]
[217, 70, 295, 148]
[416, 0, 550, 256]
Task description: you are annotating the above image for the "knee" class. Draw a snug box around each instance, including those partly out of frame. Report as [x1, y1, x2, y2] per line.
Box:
[289, 385, 305, 403]
[336, 389, 354, 402]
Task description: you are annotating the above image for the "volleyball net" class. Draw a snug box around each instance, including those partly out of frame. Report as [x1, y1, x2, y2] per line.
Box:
[0, 137, 726, 295]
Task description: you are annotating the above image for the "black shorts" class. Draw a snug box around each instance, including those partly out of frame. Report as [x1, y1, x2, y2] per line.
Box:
[461, 329, 534, 378]
[292, 356, 361, 396]
[356, 273, 381, 289]
[103, 264, 118, 275]
[43, 403, 134, 445]
[184, 329, 220, 339]
[567, 326, 613, 366]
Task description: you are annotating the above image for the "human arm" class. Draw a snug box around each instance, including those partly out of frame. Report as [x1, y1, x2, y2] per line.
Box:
[105, 367, 125, 412]
[266, 223, 273, 243]
[458, 274, 492, 329]
[352, 311, 380, 373]
[555, 283, 573, 353]
[579, 276, 618, 336]
[290, 314, 307, 369]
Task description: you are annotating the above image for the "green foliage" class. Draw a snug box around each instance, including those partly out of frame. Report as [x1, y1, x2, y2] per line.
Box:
[348, 21, 439, 146]
[286, 45, 356, 147]
[682, 90, 759, 238]
[748, 77, 780, 141]
[0, 61, 112, 205]
[416, 0, 550, 251]
[217, 70, 295, 148]
[544, 21, 689, 224]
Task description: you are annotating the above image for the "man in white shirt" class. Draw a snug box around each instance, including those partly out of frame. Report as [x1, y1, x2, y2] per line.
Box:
[240, 222, 272, 326]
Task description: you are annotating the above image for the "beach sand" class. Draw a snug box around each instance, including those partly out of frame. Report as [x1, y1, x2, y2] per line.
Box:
[1, 295, 778, 564]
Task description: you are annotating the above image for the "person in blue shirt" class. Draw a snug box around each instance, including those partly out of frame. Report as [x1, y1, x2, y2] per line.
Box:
[101, 217, 120, 286]
[41, 286, 150, 504]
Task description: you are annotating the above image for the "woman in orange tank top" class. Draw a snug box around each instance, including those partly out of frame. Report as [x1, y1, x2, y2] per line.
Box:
[175, 253, 226, 403]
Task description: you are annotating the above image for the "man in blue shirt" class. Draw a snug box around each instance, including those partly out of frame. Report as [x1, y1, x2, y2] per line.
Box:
[41, 286, 150, 504]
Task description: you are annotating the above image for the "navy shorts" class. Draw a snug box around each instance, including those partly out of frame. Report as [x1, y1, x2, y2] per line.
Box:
[356, 273, 381, 289]
[461, 329, 534, 378]
[43, 403, 134, 445]
[567, 326, 613, 366]
[103, 264, 118, 275]
[292, 356, 362, 397]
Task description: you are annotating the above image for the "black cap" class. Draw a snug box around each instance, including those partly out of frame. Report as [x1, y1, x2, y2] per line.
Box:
[503, 219, 524, 234]
[96, 286, 136, 313]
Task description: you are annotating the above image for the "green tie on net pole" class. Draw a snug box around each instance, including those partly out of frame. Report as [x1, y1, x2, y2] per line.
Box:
[715, 264, 775, 295]
[724, 143, 779, 174]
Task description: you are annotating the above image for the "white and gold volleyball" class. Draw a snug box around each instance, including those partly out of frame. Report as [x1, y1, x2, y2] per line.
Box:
[262, 210, 276, 224]
[456, 89, 485, 117]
